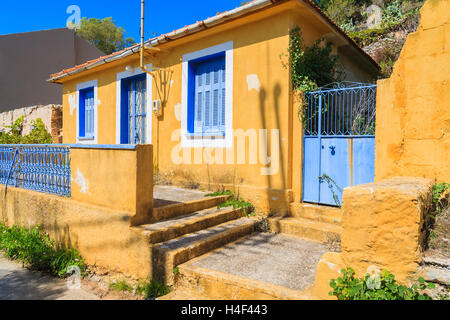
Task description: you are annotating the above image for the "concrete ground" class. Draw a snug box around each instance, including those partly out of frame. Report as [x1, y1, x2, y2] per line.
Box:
[190, 233, 329, 291]
[0, 254, 100, 300]
[154, 185, 208, 208]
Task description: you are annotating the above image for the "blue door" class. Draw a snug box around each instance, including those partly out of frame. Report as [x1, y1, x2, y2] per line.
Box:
[302, 82, 377, 206]
[121, 75, 146, 144]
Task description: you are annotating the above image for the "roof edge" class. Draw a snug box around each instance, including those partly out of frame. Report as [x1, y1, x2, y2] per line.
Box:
[48, 0, 379, 83]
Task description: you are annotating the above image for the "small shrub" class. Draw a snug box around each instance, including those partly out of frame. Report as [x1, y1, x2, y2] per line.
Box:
[206, 190, 255, 216]
[432, 182, 449, 211]
[0, 223, 86, 278]
[0, 116, 53, 144]
[136, 278, 171, 299]
[109, 279, 133, 293]
[329, 268, 434, 300]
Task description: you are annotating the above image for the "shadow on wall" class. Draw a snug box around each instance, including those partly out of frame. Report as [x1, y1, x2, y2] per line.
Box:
[259, 84, 289, 215]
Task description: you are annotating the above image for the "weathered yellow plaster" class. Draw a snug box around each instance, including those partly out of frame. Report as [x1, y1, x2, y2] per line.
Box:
[375, 0, 450, 182]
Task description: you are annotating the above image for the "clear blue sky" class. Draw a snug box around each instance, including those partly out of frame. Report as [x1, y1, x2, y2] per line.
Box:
[0, 0, 245, 40]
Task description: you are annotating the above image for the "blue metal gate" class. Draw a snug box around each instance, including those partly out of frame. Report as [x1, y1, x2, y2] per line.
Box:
[302, 82, 377, 206]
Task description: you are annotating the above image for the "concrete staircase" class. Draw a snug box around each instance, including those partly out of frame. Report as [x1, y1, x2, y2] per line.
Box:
[269, 202, 342, 244]
[132, 195, 256, 284]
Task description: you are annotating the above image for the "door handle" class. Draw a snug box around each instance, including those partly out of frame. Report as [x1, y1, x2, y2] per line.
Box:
[329, 146, 336, 155]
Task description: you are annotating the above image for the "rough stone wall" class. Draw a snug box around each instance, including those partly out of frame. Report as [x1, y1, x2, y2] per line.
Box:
[375, 0, 450, 182]
[314, 177, 433, 299]
[0, 104, 63, 143]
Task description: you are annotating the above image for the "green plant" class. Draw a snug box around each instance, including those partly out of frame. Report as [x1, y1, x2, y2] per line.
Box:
[0, 116, 53, 144]
[432, 182, 449, 208]
[319, 174, 343, 207]
[283, 27, 344, 125]
[329, 268, 435, 300]
[135, 278, 171, 299]
[0, 223, 86, 278]
[205, 189, 255, 216]
[109, 279, 133, 293]
[173, 266, 180, 275]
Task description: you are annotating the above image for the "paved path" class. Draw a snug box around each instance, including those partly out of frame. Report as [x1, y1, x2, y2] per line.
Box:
[0, 254, 99, 300]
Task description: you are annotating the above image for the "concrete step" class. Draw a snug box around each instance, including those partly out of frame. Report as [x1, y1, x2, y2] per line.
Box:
[157, 289, 212, 300]
[153, 218, 256, 285]
[268, 217, 342, 244]
[146, 195, 230, 224]
[134, 206, 243, 244]
[290, 203, 342, 224]
[167, 233, 327, 300]
[172, 262, 314, 300]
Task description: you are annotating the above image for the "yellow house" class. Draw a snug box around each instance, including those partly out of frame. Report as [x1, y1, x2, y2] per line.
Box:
[49, 0, 379, 215]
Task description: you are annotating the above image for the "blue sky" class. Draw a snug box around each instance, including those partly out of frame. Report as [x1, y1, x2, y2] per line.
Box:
[0, 0, 245, 40]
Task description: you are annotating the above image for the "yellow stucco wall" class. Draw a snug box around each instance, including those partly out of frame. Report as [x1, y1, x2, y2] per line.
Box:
[70, 145, 153, 224]
[375, 0, 450, 182]
[60, 1, 376, 214]
[0, 185, 152, 278]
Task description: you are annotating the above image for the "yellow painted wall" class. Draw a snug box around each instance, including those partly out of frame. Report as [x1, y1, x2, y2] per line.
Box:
[0, 185, 152, 278]
[61, 1, 376, 214]
[70, 145, 153, 224]
[375, 0, 450, 182]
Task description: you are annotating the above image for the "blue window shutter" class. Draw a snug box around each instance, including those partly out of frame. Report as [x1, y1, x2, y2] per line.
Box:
[191, 55, 226, 135]
[79, 91, 86, 137]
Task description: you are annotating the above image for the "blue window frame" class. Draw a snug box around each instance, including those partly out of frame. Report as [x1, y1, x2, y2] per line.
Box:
[79, 87, 95, 139]
[188, 54, 226, 136]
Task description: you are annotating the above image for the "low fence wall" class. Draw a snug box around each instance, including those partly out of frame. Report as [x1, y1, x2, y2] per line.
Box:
[0, 143, 154, 278]
[70, 145, 153, 225]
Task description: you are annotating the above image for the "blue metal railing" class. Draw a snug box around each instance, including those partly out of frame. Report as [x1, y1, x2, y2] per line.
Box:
[304, 81, 377, 137]
[0, 144, 71, 197]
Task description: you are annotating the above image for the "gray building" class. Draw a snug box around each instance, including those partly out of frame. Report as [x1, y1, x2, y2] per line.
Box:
[0, 28, 104, 112]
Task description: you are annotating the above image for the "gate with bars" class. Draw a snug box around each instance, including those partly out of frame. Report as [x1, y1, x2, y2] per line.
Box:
[302, 82, 377, 206]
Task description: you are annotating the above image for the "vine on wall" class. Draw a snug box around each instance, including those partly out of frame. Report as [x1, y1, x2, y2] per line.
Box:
[283, 27, 344, 123]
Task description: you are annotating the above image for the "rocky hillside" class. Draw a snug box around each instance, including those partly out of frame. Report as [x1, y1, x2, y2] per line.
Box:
[317, 0, 426, 78]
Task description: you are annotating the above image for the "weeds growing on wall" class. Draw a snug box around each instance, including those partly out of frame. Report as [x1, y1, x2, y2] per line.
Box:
[0, 223, 86, 278]
[329, 268, 435, 300]
[283, 27, 344, 124]
[0, 116, 53, 144]
[206, 189, 255, 217]
[425, 182, 449, 252]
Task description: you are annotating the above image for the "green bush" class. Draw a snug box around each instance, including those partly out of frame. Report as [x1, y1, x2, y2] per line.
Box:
[136, 278, 171, 299]
[0, 116, 53, 144]
[109, 279, 133, 293]
[205, 190, 255, 216]
[0, 223, 86, 278]
[329, 268, 434, 300]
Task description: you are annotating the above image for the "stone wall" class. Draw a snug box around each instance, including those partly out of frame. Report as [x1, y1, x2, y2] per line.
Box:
[0, 104, 63, 143]
[375, 0, 450, 182]
[314, 177, 433, 299]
